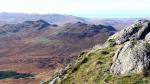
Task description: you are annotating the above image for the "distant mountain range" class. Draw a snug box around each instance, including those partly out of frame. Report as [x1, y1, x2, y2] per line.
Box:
[0, 13, 143, 30]
[0, 19, 117, 84]
[0, 13, 87, 24]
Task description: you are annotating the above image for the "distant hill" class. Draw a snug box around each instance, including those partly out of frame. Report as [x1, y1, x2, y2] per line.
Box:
[0, 20, 116, 84]
[0, 13, 141, 30]
[58, 22, 116, 41]
[0, 13, 87, 24]
[88, 18, 140, 30]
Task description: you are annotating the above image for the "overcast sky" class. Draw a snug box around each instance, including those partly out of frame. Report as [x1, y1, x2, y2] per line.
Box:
[0, 0, 149, 18]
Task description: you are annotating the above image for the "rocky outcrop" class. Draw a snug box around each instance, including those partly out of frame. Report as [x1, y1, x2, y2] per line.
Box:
[108, 19, 150, 45]
[110, 19, 150, 74]
[111, 41, 150, 74]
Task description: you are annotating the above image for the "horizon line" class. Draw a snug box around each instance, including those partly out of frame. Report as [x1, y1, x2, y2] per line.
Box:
[0, 12, 149, 19]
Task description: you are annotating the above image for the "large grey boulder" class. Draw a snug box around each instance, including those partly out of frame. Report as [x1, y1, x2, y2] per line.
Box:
[108, 19, 150, 45]
[111, 41, 150, 74]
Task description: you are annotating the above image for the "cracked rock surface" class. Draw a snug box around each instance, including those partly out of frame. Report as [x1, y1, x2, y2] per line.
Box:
[111, 41, 150, 74]
[110, 19, 150, 74]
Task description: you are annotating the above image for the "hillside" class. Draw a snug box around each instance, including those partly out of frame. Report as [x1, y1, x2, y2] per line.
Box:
[0, 20, 116, 84]
[46, 19, 150, 84]
[0, 13, 87, 24]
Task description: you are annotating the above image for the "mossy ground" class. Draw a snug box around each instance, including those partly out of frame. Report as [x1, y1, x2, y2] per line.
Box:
[55, 45, 150, 84]
[44, 44, 150, 84]
[58, 46, 115, 84]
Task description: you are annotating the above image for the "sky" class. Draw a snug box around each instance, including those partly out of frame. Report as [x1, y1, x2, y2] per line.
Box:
[0, 0, 149, 18]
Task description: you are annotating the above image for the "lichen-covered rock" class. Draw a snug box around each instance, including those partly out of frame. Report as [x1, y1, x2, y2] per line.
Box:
[111, 41, 150, 74]
[145, 32, 150, 42]
[108, 19, 150, 45]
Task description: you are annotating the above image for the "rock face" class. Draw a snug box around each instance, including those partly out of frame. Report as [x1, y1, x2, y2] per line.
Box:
[111, 41, 150, 74]
[108, 19, 150, 44]
[110, 19, 150, 74]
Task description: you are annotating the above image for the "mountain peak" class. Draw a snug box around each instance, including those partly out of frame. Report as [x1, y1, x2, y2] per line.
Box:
[1, 19, 51, 34]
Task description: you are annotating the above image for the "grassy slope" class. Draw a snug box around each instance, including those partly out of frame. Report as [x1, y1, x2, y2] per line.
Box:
[61, 46, 116, 84]
[45, 43, 150, 84]
[33, 37, 63, 46]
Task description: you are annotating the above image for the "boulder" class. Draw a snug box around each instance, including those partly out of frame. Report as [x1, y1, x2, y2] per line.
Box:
[111, 41, 150, 74]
